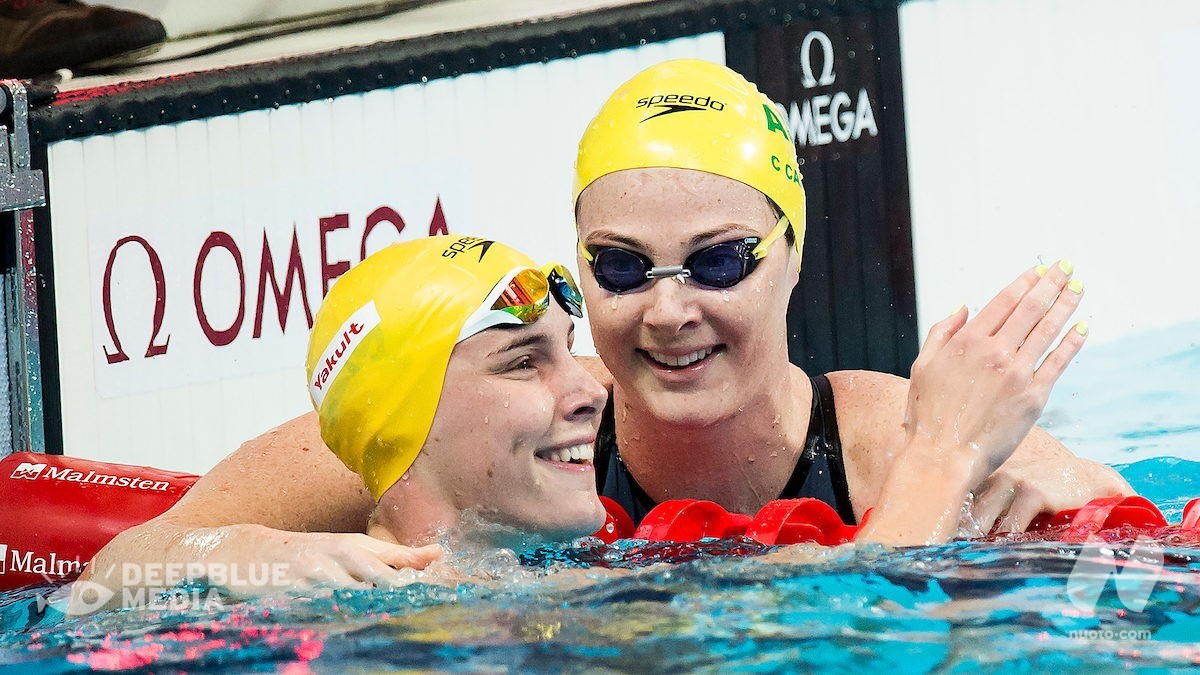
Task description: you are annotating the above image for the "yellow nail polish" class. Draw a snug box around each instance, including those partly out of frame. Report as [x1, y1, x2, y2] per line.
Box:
[1058, 259, 1074, 275]
[1074, 321, 1089, 336]
[1067, 279, 1084, 294]
[950, 304, 965, 315]
[1034, 264, 1048, 277]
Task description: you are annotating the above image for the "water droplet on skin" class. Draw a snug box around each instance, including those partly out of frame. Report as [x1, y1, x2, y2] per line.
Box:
[401, 473, 411, 482]
[483, 416, 489, 424]
[722, 290, 731, 302]
[747, 456, 756, 463]
[769, 451, 779, 458]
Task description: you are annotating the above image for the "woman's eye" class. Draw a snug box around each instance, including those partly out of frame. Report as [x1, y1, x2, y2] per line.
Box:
[503, 356, 534, 372]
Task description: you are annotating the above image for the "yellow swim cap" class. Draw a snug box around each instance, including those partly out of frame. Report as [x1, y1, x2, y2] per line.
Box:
[575, 59, 805, 256]
[306, 235, 535, 500]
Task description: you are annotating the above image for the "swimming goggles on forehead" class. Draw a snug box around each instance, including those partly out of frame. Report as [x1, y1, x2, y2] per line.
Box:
[579, 215, 791, 293]
[456, 263, 584, 343]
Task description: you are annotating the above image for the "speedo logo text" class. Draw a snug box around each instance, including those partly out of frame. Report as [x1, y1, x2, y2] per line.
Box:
[636, 93, 725, 121]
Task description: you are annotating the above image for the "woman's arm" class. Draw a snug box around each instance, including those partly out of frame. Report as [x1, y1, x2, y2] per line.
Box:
[155, 411, 372, 531]
[72, 412, 441, 615]
[849, 262, 1128, 545]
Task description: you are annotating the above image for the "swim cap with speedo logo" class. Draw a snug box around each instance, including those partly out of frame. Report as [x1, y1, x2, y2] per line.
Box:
[574, 59, 805, 257]
[306, 235, 536, 500]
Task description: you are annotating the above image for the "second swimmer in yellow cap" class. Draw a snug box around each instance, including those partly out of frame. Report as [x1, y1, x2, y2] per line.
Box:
[307, 234, 607, 546]
[573, 58, 1126, 544]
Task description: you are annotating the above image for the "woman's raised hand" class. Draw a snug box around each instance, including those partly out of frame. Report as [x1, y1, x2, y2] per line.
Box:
[905, 260, 1087, 482]
[858, 261, 1087, 545]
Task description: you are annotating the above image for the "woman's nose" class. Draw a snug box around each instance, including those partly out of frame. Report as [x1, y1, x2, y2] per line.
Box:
[641, 275, 702, 335]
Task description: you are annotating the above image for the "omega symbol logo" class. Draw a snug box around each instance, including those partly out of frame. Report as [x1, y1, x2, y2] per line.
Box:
[799, 31, 836, 89]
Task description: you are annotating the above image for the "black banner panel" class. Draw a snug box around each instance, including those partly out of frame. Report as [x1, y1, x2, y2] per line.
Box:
[729, 6, 916, 376]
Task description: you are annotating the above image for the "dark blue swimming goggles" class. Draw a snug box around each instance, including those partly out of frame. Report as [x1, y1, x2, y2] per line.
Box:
[579, 215, 792, 293]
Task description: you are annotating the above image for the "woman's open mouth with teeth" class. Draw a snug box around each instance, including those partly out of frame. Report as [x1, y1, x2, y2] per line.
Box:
[643, 346, 718, 369]
[535, 443, 595, 465]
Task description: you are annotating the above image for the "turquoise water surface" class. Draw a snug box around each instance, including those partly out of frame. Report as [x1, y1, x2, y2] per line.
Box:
[0, 323, 1197, 672]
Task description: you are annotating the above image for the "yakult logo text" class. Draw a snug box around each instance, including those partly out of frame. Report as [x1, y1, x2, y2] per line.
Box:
[309, 301, 382, 408]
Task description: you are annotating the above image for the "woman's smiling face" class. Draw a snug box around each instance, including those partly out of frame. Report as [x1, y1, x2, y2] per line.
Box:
[409, 302, 608, 541]
[576, 167, 799, 427]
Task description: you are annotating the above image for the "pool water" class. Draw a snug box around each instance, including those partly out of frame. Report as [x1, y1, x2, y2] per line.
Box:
[1, 325, 1198, 672]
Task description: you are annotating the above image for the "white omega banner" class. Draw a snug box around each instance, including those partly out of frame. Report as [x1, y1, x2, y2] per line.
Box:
[87, 167, 459, 399]
[47, 32, 727, 470]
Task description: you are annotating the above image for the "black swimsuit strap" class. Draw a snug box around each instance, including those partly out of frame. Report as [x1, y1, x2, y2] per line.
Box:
[596, 375, 856, 525]
[778, 376, 823, 498]
[594, 393, 660, 522]
[813, 374, 856, 524]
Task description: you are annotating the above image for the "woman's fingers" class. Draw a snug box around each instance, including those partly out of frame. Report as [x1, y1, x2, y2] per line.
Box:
[342, 553, 412, 587]
[1032, 322, 1089, 388]
[351, 536, 443, 570]
[970, 480, 1015, 534]
[961, 265, 1043, 337]
[270, 535, 444, 591]
[911, 305, 969, 374]
[332, 537, 443, 587]
[996, 490, 1047, 533]
[1013, 280, 1084, 369]
[288, 563, 363, 589]
[994, 261, 1073, 346]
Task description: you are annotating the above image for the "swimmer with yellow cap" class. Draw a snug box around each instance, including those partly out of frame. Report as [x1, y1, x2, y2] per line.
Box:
[89, 60, 1126, 572]
[307, 235, 607, 545]
[573, 58, 1126, 544]
[574, 59, 816, 524]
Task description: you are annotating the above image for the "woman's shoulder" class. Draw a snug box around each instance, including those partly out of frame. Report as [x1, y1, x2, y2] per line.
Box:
[823, 369, 909, 407]
[818, 369, 912, 513]
[816, 369, 910, 438]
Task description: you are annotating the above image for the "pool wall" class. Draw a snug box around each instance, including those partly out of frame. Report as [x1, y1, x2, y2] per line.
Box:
[901, 0, 1200, 344]
[9, 0, 1194, 470]
[12, 0, 916, 470]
